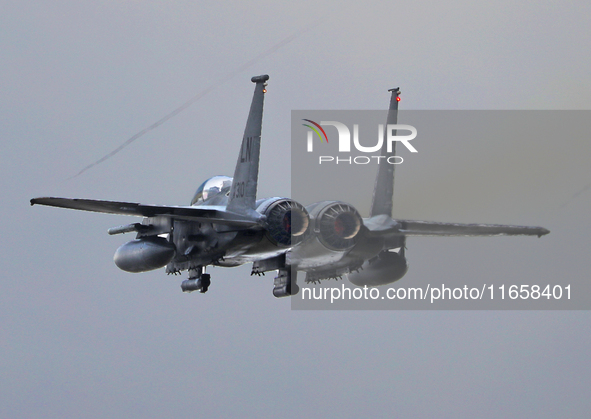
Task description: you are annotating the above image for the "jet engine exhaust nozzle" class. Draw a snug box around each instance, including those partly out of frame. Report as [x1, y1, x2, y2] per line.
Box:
[316, 202, 362, 250]
[260, 198, 310, 247]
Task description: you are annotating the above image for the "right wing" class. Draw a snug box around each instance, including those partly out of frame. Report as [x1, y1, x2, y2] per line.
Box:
[364, 215, 549, 238]
[397, 220, 550, 237]
[30, 197, 262, 228]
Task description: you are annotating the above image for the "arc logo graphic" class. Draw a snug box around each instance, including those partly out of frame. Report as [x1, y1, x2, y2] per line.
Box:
[301, 119, 329, 144]
[302, 120, 418, 165]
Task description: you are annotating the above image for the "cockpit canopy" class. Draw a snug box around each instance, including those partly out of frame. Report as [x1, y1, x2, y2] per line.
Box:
[191, 176, 233, 206]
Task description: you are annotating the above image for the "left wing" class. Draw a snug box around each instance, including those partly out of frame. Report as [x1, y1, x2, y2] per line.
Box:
[30, 197, 263, 227]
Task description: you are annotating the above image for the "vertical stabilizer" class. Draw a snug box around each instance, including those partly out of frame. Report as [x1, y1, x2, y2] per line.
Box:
[369, 88, 400, 217]
[227, 75, 269, 215]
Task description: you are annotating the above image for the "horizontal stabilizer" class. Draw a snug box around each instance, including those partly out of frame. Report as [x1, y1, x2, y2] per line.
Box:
[30, 197, 262, 227]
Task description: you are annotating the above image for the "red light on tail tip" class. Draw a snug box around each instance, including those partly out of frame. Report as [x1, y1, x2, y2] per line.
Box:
[396, 96, 401, 101]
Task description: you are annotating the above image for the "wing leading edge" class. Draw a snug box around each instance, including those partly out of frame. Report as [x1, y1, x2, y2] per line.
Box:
[30, 197, 262, 227]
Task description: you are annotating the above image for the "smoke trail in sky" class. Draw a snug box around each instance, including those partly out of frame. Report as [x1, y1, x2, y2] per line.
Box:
[70, 22, 319, 179]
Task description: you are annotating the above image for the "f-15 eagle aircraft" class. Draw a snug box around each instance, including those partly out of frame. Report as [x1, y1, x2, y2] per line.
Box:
[31, 75, 549, 297]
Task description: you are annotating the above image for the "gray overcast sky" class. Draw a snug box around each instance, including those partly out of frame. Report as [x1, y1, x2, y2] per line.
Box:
[2, 1, 591, 418]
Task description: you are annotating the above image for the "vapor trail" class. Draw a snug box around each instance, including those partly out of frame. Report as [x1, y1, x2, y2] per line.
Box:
[70, 23, 318, 179]
[561, 182, 591, 208]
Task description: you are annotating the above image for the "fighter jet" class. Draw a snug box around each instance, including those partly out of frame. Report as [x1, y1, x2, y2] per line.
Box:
[31, 75, 549, 297]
